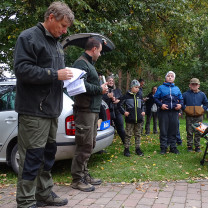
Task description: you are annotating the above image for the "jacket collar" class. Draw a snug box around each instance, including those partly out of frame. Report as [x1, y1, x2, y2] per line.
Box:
[37, 22, 60, 41]
[82, 52, 94, 65]
[163, 82, 175, 87]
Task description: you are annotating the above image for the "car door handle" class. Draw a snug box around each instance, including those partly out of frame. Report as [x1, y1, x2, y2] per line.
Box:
[5, 117, 17, 122]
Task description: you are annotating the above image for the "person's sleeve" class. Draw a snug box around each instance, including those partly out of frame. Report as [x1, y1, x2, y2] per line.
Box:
[153, 87, 163, 108]
[202, 93, 208, 111]
[14, 35, 58, 85]
[73, 60, 102, 95]
[118, 95, 126, 115]
[182, 93, 186, 110]
[178, 89, 184, 106]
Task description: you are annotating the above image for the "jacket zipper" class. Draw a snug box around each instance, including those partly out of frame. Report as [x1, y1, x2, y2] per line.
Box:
[134, 94, 137, 123]
[170, 86, 172, 109]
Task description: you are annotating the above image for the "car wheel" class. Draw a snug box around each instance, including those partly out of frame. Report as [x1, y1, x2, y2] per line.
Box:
[11, 144, 19, 174]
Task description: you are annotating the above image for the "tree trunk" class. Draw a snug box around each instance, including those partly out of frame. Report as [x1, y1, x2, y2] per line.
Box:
[118, 69, 122, 90]
[126, 70, 131, 91]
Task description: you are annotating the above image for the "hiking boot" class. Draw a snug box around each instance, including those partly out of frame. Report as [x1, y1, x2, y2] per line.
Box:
[135, 147, 144, 156]
[195, 147, 202, 153]
[170, 147, 180, 154]
[124, 148, 130, 157]
[160, 148, 167, 155]
[36, 191, 68, 207]
[187, 146, 193, 152]
[84, 173, 102, 185]
[71, 178, 95, 192]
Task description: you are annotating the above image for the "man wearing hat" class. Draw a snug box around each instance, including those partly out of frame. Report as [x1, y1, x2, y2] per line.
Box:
[182, 78, 208, 152]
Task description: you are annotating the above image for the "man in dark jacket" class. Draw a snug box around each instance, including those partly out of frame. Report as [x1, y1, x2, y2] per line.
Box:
[71, 37, 108, 192]
[183, 78, 208, 152]
[14, 2, 74, 207]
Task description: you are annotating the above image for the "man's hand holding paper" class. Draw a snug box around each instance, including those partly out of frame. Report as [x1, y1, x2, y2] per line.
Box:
[63, 67, 87, 96]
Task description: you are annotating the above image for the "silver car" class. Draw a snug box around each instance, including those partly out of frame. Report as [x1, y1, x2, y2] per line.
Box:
[0, 80, 114, 174]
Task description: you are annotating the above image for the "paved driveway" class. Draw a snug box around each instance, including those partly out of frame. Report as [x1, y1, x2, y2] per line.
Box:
[1, 180, 208, 208]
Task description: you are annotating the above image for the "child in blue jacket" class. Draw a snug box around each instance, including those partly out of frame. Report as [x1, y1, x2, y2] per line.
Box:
[154, 71, 183, 154]
[118, 80, 145, 157]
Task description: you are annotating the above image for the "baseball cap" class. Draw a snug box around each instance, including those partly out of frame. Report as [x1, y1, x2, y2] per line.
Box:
[190, 78, 200, 85]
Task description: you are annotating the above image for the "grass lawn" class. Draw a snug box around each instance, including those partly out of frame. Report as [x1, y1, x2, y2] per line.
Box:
[1, 117, 208, 185]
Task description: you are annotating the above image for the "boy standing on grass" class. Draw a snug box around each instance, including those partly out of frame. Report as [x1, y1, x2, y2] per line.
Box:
[118, 80, 145, 157]
[154, 71, 183, 155]
[182, 78, 208, 153]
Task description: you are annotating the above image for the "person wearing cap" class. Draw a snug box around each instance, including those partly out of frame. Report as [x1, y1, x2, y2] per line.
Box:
[118, 79, 145, 157]
[70, 37, 108, 192]
[154, 71, 183, 155]
[182, 78, 208, 152]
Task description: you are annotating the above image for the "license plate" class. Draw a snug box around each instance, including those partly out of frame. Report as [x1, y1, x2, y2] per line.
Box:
[99, 120, 110, 130]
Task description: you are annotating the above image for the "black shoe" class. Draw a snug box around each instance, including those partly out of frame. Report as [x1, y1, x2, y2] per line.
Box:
[36, 191, 68, 207]
[170, 147, 180, 154]
[177, 142, 182, 146]
[160, 148, 167, 155]
[124, 148, 130, 157]
[187, 146, 193, 152]
[195, 147, 202, 153]
[29, 205, 37, 208]
[135, 147, 144, 156]
[96, 149, 107, 154]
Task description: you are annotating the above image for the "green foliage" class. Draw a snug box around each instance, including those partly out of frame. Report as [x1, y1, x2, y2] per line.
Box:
[1, 0, 208, 93]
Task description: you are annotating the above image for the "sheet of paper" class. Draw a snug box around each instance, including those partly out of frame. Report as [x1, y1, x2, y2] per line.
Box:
[66, 79, 86, 96]
[63, 67, 86, 88]
[63, 67, 87, 96]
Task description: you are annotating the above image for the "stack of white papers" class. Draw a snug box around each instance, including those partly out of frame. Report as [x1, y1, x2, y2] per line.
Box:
[63, 67, 86, 96]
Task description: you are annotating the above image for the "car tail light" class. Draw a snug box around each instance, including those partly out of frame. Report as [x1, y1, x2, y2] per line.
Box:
[65, 115, 75, 136]
[106, 108, 111, 121]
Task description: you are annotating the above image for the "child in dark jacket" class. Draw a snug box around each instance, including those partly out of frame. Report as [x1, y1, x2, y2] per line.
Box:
[118, 79, 145, 157]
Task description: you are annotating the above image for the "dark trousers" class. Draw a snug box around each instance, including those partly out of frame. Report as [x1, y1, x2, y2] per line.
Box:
[71, 108, 99, 183]
[112, 112, 125, 143]
[145, 112, 158, 134]
[158, 110, 178, 149]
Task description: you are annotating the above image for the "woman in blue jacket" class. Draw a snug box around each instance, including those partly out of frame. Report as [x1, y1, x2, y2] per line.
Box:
[154, 71, 183, 155]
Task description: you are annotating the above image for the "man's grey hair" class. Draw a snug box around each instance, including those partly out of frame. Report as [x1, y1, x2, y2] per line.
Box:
[44, 1, 74, 25]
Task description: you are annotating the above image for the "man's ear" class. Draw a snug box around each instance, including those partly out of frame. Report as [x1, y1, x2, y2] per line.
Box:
[48, 13, 55, 22]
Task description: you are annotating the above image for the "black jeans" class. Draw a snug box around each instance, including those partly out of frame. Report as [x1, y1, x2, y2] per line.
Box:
[145, 112, 158, 134]
[112, 111, 125, 144]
